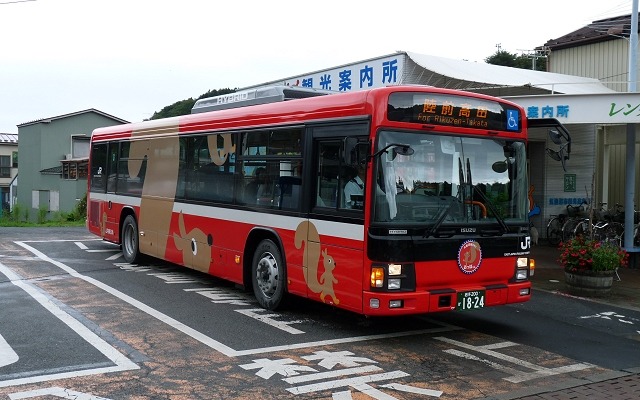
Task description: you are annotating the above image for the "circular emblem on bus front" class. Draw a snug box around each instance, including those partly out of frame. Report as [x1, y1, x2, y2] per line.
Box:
[458, 240, 482, 274]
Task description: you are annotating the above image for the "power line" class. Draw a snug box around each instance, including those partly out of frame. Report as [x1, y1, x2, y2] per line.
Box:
[0, 0, 37, 4]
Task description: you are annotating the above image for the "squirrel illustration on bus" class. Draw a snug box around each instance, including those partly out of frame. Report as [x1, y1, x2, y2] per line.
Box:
[295, 221, 340, 305]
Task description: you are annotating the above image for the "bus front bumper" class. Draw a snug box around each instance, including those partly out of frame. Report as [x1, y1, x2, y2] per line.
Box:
[362, 282, 531, 316]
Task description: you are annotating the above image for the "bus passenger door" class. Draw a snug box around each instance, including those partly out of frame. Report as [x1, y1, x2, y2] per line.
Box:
[102, 142, 121, 243]
[88, 142, 108, 238]
[307, 123, 368, 313]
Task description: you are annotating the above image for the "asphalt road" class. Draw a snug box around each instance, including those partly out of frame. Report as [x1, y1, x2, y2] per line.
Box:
[0, 227, 638, 399]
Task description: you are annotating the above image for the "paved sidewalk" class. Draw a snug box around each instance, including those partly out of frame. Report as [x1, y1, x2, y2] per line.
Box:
[495, 244, 640, 400]
[530, 244, 640, 312]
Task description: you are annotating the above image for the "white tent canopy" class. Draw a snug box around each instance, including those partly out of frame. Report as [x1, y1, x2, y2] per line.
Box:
[404, 51, 615, 95]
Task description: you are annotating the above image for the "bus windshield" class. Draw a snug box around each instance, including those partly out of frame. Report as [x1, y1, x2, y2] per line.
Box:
[372, 130, 528, 228]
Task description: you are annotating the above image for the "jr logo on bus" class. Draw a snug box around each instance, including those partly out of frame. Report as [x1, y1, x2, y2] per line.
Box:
[458, 240, 482, 275]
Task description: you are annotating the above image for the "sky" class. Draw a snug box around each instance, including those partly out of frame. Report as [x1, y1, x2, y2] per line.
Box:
[0, 0, 633, 133]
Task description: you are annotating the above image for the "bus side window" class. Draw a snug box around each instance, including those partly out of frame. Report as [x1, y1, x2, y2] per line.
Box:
[278, 176, 301, 209]
[90, 143, 108, 193]
[107, 143, 119, 193]
[316, 142, 340, 208]
[244, 164, 267, 204]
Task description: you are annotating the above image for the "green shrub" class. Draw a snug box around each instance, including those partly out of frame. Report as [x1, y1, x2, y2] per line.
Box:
[37, 206, 48, 224]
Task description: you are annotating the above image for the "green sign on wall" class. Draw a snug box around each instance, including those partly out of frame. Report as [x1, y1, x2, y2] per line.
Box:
[564, 174, 576, 192]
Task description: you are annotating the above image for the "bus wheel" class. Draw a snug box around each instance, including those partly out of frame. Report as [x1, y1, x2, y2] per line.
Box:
[252, 239, 286, 310]
[122, 215, 141, 264]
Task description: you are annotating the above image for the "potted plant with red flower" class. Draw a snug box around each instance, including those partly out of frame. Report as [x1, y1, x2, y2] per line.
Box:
[558, 236, 628, 296]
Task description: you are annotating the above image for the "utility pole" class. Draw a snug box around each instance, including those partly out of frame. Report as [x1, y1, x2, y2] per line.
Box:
[624, 0, 638, 257]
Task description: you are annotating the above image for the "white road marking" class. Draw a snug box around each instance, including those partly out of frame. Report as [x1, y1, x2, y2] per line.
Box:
[243, 350, 444, 399]
[580, 311, 637, 325]
[105, 252, 123, 261]
[15, 240, 238, 357]
[0, 261, 138, 388]
[0, 333, 19, 368]
[235, 308, 305, 334]
[233, 326, 461, 357]
[381, 383, 443, 397]
[283, 365, 383, 384]
[74, 242, 88, 250]
[444, 349, 523, 376]
[16, 240, 461, 358]
[115, 263, 152, 272]
[286, 371, 409, 395]
[9, 386, 112, 399]
[184, 288, 251, 306]
[435, 336, 593, 383]
[240, 358, 317, 379]
[147, 272, 201, 284]
[24, 239, 103, 243]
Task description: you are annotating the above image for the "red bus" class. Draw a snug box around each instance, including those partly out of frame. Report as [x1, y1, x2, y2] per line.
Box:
[87, 85, 534, 316]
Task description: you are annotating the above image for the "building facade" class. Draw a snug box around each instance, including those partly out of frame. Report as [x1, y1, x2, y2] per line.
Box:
[0, 133, 18, 214]
[16, 109, 127, 221]
[543, 13, 637, 93]
[541, 13, 640, 226]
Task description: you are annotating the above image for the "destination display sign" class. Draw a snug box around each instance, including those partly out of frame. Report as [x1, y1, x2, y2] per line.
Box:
[387, 92, 521, 132]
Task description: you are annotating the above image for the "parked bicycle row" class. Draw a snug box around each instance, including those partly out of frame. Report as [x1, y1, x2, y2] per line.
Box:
[545, 202, 636, 246]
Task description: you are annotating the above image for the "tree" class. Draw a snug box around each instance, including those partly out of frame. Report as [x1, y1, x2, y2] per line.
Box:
[485, 50, 546, 71]
[149, 88, 236, 120]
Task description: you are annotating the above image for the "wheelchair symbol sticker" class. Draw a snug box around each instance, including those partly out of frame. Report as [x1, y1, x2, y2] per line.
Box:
[506, 109, 519, 131]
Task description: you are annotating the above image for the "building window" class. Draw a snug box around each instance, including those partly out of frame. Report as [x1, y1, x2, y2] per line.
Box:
[0, 155, 10, 178]
[71, 136, 90, 158]
[62, 160, 88, 180]
[12, 151, 17, 168]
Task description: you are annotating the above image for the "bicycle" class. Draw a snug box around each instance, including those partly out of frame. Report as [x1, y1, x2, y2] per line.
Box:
[573, 217, 624, 246]
[546, 213, 566, 246]
[560, 202, 589, 242]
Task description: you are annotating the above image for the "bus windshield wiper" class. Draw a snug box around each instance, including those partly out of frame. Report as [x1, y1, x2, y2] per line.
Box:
[424, 197, 457, 238]
[425, 157, 467, 238]
[471, 184, 509, 234]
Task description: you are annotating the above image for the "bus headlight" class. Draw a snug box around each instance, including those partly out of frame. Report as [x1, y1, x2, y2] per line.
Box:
[515, 257, 530, 281]
[516, 269, 528, 280]
[371, 267, 385, 288]
[388, 278, 401, 290]
[370, 263, 415, 291]
[388, 264, 402, 275]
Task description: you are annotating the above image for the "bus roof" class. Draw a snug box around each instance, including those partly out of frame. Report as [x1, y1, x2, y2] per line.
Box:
[91, 86, 526, 140]
[191, 85, 335, 113]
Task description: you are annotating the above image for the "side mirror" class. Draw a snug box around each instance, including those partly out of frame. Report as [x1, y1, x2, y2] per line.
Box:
[546, 148, 568, 171]
[492, 161, 508, 173]
[392, 145, 414, 159]
[369, 143, 414, 161]
[545, 128, 571, 172]
[546, 148, 561, 162]
[548, 129, 563, 145]
[528, 118, 572, 171]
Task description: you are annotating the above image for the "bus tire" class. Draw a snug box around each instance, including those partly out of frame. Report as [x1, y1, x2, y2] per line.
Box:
[122, 214, 141, 264]
[251, 239, 286, 310]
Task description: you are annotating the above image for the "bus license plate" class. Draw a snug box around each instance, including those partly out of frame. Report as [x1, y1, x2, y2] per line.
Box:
[456, 290, 485, 311]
